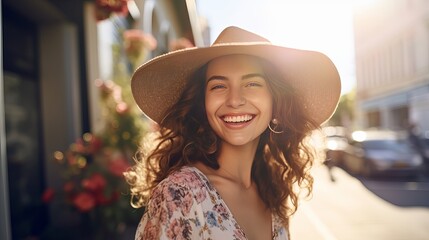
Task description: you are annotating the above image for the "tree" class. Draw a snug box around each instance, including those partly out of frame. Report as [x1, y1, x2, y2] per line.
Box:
[329, 89, 355, 127]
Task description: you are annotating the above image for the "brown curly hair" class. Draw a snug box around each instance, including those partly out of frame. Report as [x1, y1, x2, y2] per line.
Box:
[125, 56, 318, 224]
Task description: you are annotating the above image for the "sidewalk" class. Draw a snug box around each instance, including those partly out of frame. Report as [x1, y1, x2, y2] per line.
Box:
[289, 165, 338, 240]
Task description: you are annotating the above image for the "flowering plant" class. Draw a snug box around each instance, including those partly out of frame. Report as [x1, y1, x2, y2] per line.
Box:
[42, 79, 146, 238]
[123, 29, 157, 69]
[43, 132, 129, 211]
[94, 0, 130, 21]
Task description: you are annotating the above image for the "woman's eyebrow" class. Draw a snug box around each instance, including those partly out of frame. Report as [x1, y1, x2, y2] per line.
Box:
[242, 73, 265, 80]
[206, 75, 227, 82]
[207, 73, 265, 82]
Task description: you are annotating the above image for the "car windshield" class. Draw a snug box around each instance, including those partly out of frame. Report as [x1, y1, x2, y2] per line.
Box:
[363, 139, 414, 153]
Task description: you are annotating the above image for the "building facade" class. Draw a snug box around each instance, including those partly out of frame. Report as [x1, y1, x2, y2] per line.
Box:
[353, 0, 429, 133]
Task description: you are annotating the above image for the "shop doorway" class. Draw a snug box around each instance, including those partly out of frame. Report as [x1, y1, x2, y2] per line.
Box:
[3, 6, 48, 239]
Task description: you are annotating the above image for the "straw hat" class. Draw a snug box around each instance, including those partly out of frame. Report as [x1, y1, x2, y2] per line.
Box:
[131, 26, 341, 126]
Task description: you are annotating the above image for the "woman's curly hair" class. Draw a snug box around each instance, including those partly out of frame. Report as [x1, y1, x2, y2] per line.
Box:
[125, 56, 319, 224]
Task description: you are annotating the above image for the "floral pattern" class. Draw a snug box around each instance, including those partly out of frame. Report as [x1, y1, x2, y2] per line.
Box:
[135, 166, 289, 240]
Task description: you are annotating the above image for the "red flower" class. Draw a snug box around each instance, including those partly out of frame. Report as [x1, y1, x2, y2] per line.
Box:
[94, 6, 111, 21]
[89, 135, 103, 154]
[95, 0, 129, 21]
[66, 152, 77, 166]
[82, 173, 106, 192]
[73, 192, 96, 212]
[82, 133, 103, 154]
[96, 0, 128, 12]
[108, 157, 131, 177]
[73, 138, 87, 154]
[42, 188, 55, 203]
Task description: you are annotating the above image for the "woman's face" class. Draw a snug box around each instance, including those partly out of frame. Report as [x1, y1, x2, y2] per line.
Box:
[205, 54, 273, 147]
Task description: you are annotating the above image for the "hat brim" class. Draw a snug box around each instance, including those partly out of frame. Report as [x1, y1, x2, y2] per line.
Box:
[131, 42, 341, 126]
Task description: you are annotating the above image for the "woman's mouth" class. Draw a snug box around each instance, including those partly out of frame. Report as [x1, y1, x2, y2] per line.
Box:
[222, 114, 254, 123]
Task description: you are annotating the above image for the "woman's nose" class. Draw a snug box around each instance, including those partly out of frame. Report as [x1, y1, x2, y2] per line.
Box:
[226, 87, 246, 108]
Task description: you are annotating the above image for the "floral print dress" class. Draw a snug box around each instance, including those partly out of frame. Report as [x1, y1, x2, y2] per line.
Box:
[135, 166, 289, 240]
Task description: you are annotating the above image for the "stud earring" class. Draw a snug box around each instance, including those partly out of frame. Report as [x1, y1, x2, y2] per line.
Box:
[268, 118, 284, 134]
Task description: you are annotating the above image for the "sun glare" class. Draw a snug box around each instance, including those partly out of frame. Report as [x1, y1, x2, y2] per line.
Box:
[352, 0, 379, 8]
[197, 0, 357, 95]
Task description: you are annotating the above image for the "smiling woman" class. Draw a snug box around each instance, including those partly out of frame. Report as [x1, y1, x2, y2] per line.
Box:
[125, 26, 341, 240]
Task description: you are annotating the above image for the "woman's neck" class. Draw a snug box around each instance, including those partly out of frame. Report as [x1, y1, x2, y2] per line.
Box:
[216, 140, 259, 189]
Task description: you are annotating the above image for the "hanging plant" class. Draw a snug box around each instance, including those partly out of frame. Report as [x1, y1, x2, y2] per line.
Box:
[94, 0, 130, 21]
[123, 29, 157, 68]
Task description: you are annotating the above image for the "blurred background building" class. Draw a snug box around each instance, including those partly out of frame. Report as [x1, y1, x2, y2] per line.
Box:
[353, 0, 429, 133]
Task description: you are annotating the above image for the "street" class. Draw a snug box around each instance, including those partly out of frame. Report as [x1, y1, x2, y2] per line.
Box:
[290, 165, 429, 240]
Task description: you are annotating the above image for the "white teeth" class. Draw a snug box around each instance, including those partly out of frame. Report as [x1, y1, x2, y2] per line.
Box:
[223, 115, 253, 123]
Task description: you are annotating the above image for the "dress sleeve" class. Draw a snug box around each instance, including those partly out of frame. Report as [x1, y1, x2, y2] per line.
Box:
[135, 180, 205, 240]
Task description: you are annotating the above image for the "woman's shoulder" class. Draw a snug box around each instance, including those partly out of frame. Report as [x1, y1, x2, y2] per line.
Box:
[137, 166, 212, 239]
[150, 166, 209, 200]
[161, 166, 206, 187]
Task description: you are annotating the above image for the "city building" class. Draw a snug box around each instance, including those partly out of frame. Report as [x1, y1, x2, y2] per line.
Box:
[353, 0, 429, 133]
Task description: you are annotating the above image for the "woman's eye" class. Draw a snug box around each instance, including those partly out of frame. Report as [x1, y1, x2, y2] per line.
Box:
[246, 82, 263, 87]
[210, 84, 225, 90]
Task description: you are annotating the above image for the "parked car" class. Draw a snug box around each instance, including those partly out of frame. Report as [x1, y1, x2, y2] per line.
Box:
[342, 130, 423, 178]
